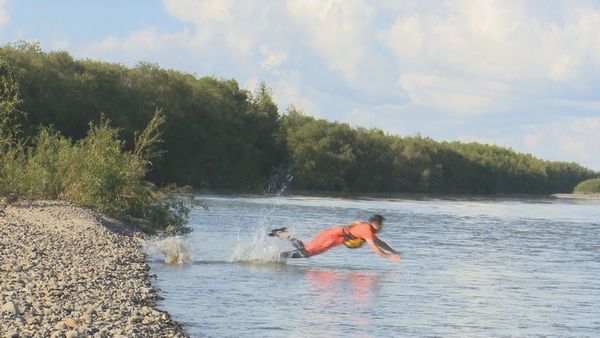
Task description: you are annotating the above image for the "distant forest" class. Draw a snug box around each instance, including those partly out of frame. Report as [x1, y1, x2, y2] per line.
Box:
[1, 42, 597, 194]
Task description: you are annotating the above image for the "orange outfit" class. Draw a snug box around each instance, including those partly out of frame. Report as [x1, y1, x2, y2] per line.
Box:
[304, 222, 376, 256]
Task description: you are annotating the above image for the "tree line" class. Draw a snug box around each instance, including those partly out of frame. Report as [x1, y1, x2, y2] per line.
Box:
[1, 42, 596, 195]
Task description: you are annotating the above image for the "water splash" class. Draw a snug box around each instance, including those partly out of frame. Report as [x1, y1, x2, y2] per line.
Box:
[230, 223, 286, 263]
[145, 174, 295, 264]
[264, 170, 294, 198]
[230, 173, 294, 263]
[144, 236, 192, 264]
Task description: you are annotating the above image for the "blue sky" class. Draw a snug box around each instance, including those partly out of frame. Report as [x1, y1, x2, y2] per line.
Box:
[1, 0, 599, 170]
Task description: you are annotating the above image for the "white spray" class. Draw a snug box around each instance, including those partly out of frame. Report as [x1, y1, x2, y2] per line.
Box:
[144, 236, 192, 264]
[145, 174, 294, 264]
[230, 174, 294, 263]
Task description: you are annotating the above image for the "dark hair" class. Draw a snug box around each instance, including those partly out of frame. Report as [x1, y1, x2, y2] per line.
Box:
[369, 214, 385, 224]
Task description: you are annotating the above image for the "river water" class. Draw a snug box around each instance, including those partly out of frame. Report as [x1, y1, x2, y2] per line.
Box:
[147, 194, 600, 337]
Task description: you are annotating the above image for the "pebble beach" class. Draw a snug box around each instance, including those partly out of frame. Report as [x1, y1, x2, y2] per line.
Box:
[0, 200, 187, 337]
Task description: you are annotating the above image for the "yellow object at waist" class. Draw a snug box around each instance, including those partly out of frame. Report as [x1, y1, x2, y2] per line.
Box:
[342, 221, 365, 248]
[343, 237, 365, 249]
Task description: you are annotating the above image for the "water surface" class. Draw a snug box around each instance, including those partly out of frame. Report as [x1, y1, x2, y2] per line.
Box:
[149, 195, 600, 337]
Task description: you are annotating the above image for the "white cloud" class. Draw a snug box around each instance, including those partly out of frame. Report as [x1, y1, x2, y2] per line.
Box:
[160, 0, 297, 76]
[286, 0, 374, 82]
[520, 117, 600, 169]
[79, 27, 197, 63]
[259, 45, 287, 71]
[0, 0, 9, 26]
[162, 0, 281, 56]
[399, 74, 494, 116]
[271, 71, 320, 116]
[163, 0, 232, 24]
[570, 116, 600, 135]
[160, 1, 402, 100]
[285, 0, 403, 102]
[378, 1, 600, 111]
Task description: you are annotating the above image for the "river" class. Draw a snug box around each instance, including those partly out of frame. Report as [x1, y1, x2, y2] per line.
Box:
[147, 194, 600, 337]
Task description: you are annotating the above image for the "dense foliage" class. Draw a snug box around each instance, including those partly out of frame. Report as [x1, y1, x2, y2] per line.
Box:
[573, 178, 600, 194]
[283, 111, 595, 194]
[1, 42, 596, 195]
[0, 42, 285, 190]
[0, 58, 22, 147]
[1, 59, 188, 232]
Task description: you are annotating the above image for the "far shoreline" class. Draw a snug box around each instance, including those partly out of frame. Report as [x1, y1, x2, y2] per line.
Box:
[551, 193, 600, 200]
[193, 188, 582, 201]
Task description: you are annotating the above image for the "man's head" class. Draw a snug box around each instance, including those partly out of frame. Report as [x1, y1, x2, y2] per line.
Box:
[369, 214, 385, 231]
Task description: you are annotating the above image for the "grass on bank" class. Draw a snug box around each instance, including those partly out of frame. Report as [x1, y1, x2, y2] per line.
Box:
[0, 107, 189, 233]
[573, 178, 600, 194]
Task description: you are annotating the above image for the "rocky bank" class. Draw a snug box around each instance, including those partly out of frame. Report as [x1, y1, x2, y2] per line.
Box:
[0, 200, 187, 337]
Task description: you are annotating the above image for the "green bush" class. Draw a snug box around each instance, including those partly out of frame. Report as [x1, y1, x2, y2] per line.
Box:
[573, 178, 600, 194]
[0, 111, 189, 233]
[0, 58, 22, 148]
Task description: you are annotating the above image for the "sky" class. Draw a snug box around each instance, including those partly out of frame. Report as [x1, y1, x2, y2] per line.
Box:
[1, 0, 599, 170]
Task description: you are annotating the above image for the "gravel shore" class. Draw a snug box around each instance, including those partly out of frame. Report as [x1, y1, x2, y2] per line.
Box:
[0, 200, 187, 337]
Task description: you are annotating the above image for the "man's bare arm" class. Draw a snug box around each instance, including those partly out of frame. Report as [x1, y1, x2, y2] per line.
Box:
[366, 239, 400, 262]
[375, 237, 399, 255]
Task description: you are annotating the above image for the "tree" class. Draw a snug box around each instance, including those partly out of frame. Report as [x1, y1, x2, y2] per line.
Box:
[0, 57, 22, 146]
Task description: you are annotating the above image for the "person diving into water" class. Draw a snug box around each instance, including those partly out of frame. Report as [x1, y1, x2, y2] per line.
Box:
[268, 214, 401, 263]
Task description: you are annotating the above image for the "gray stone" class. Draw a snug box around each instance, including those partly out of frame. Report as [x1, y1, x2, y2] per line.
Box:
[127, 315, 142, 324]
[54, 321, 67, 330]
[64, 330, 80, 338]
[0, 202, 186, 338]
[82, 314, 92, 324]
[1, 301, 19, 315]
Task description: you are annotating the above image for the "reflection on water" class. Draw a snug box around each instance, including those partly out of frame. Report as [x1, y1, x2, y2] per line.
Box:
[149, 195, 600, 337]
[305, 269, 378, 302]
